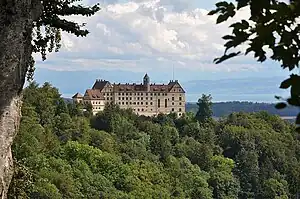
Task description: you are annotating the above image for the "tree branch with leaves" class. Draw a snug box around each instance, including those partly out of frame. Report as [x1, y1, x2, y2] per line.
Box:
[208, 0, 300, 130]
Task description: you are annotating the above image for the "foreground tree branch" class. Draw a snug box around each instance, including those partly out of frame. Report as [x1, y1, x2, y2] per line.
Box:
[0, 0, 100, 198]
[209, 0, 300, 130]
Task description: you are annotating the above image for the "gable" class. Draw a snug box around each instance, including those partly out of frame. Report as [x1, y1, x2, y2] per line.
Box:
[169, 82, 185, 93]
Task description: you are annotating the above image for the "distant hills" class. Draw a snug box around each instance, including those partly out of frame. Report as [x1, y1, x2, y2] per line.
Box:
[186, 101, 298, 118]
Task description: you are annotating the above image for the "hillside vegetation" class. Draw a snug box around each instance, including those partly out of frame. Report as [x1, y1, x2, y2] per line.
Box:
[8, 82, 300, 199]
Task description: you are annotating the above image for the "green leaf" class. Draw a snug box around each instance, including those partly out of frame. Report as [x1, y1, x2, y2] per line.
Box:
[296, 113, 300, 125]
[237, 0, 249, 9]
[216, 1, 229, 7]
[287, 97, 300, 106]
[279, 78, 292, 89]
[208, 9, 218, 15]
[275, 102, 287, 109]
[214, 52, 240, 64]
[241, 20, 249, 28]
[217, 14, 230, 24]
[275, 95, 282, 100]
[222, 35, 235, 40]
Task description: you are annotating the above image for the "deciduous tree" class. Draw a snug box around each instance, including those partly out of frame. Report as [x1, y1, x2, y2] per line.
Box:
[196, 94, 213, 123]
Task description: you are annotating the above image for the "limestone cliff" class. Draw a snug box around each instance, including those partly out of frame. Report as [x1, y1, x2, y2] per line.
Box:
[0, 0, 41, 198]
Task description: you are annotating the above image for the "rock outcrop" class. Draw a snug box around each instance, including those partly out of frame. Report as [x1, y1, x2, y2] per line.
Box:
[0, 0, 42, 198]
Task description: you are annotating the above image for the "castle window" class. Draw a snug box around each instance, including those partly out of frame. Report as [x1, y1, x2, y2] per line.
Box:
[150, 102, 153, 105]
[146, 102, 148, 105]
[165, 99, 167, 108]
[179, 97, 182, 101]
[137, 102, 140, 105]
[172, 108, 174, 112]
[150, 93, 153, 96]
[130, 102, 132, 105]
[172, 102, 174, 105]
[107, 97, 109, 100]
[158, 93, 160, 96]
[110, 97, 112, 100]
[179, 102, 182, 105]
[126, 102, 128, 105]
[146, 93, 148, 96]
[119, 97, 121, 100]
[172, 97, 174, 101]
[118, 102, 121, 105]
[158, 99, 160, 108]
[141, 97, 143, 100]
[141, 93, 143, 96]
[137, 97, 140, 100]
[130, 97, 132, 100]
[154, 93, 157, 96]
[122, 93, 125, 96]
[179, 108, 182, 112]
[122, 97, 124, 100]
[141, 102, 143, 105]
[138, 108, 140, 111]
[142, 108, 144, 111]
[126, 97, 128, 100]
[151, 109, 152, 111]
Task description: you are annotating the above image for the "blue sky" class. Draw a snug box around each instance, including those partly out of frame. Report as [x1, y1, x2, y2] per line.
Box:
[33, 0, 293, 102]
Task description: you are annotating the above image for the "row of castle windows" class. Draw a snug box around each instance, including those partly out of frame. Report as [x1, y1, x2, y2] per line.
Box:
[116, 96, 183, 101]
[103, 92, 181, 96]
[89, 100, 182, 106]
[118, 101, 152, 105]
[117, 101, 183, 106]
[133, 108, 182, 112]
[87, 96, 183, 104]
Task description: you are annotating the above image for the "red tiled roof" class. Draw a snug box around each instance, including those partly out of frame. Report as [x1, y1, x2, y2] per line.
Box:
[112, 83, 172, 92]
[92, 80, 110, 91]
[85, 78, 185, 95]
[84, 89, 105, 100]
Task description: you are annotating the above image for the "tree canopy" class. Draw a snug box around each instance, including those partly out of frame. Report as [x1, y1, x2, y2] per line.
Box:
[8, 82, 300, 198]
[208, 0, 300, 129]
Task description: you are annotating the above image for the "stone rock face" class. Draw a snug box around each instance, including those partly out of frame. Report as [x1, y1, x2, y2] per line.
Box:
[0, 1, 42, 198]
[0, 97, 22, 199]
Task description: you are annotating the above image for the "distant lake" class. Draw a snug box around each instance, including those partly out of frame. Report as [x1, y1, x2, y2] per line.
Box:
[186, 93, 288, 103]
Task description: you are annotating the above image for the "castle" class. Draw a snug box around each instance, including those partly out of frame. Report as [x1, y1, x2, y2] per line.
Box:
[72, 74, 186, 116]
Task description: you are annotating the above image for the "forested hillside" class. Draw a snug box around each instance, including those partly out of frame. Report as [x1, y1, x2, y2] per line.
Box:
[8, 82, 300, 199]
[186, 102, 299, 117]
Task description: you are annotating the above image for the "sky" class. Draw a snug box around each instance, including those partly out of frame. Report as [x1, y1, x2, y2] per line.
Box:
[33, 0, 293, 102]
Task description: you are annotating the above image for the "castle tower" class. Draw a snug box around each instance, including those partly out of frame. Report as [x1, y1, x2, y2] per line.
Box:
[143, 73, 150, 92]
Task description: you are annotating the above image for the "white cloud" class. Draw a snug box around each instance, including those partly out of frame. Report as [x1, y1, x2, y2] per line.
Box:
[36, 0, 258, 73]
